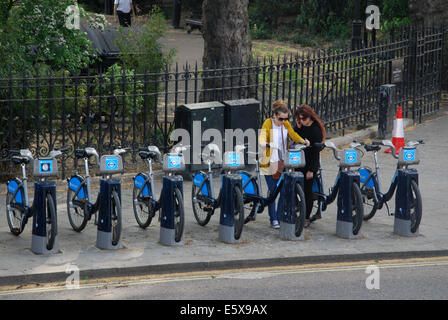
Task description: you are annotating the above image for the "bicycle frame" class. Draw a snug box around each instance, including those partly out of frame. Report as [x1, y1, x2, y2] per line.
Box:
[241, 167, 286, 213]
[359, 156, 400, 211]
[68, 157, 100, 218]
[134, 158, 162, 213]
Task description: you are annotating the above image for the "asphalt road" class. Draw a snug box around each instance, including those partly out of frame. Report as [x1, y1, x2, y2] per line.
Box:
[1, 257, 447, 301]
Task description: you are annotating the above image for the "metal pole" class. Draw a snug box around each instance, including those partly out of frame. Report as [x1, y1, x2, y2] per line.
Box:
[172, 0, 182, 28]
[352, 0, 362, 50]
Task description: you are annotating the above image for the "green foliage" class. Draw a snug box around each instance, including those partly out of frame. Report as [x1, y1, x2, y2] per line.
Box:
[116, 6, 176, 72]
[248, 0, 300, 40]
[0, 0, 95, 75]
[381, 0, 410, 31]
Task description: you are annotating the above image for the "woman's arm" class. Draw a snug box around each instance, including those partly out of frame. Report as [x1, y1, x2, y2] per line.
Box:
[285, 120, 309, 146]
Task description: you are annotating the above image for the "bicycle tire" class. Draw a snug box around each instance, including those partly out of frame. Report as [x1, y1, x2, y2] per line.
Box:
[67, 188, 89, 232]
[174, 187, 185, 243]
[192, 184, 213, 226]
[45, 193, 57, 250]
[233, 186, 245, 240]
[361, 186, 378, 221]
[409, 180, 422, 233]
[294, 183, 306, 237]
[6, 191, 24, 236]
[133, 185, 154, 229]
[351, 183, 364, 235]
[111, 190, 122, 246]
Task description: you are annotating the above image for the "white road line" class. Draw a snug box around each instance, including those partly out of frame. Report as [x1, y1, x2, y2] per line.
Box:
[1, 260, 448, 297]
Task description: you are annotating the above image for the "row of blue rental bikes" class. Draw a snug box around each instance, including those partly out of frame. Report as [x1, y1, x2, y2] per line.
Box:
[5, 138, 424, 253]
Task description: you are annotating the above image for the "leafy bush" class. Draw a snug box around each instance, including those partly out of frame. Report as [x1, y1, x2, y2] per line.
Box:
[0, 0, 95, 76]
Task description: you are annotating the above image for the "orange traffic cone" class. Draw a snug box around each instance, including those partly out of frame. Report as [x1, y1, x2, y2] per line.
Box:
[385, 106, 405, 154]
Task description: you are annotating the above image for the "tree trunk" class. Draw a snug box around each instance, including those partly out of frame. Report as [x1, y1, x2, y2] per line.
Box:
[201, 0, 252, 102]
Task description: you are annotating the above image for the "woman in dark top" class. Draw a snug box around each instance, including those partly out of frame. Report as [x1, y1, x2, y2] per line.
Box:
[293, 105, 326, 227]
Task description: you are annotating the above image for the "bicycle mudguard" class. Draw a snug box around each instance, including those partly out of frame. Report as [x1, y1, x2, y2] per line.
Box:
[7, 178, 23, 204]
[193, 172, 210, 197]
[134, 172, 151, 197]
[236, 171, 258, 195]
[358, 167, 375, 188]
[312, 175, 324, 194]
[68, 174, 86, 199]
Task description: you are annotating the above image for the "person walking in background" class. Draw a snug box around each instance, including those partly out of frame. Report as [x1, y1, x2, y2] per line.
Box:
[114, 0, 135, 27]
[293, 104, 326, 228]
[257, 100, 310, 229]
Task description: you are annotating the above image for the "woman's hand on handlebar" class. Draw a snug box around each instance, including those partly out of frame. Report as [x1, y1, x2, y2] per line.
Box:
[303, 139, 310, 147]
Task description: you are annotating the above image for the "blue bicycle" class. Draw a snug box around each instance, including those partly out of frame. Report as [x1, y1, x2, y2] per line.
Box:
[309, 142, 364, 235]
[191, 144, 245, 240]
[236, 145, 307, 237]
[6, 147, 67, 246]
[133, 145, 187, 243]
[66, 146, 130, 240]
[357, 140, 423, 233]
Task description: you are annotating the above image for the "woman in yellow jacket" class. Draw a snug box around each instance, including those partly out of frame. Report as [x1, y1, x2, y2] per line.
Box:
[257, 100, 309, 229]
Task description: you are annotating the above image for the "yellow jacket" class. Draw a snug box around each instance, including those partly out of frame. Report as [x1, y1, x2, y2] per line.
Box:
[259, 118, 305, 168]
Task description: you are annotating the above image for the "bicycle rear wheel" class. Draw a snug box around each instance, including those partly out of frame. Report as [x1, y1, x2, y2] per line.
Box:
[45, 193, 57, 250]
[233, 186, 245, 240]
[111, 190, 122, 246]
[409, 180, 422, 233]
[192, 184, 213, 226]
[174, 187, 185, 243]
[294, 183, 306, 237]
[67, 188, 89, 232]
[6, 192, 25, 236]
[351, 183, 364, 235]
[133, 185, 155, 229]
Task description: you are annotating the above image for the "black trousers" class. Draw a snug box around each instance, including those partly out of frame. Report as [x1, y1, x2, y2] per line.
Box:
[117, 10, 131, 27]
[300, 170, 316, 219]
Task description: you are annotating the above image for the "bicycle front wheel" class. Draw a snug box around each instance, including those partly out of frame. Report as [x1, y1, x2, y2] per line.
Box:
[174, 187, 185, 243]
[67, 188, 89, 232]
[361, 186, 378, 221]
[45, 193, 57, 250]
[233, 186, 245, 240]
[351, 183, 364, 235]
[6, 192, 25, 236]
[409, 180, 422, 233]
[111, 190, 122, 246]
[133, 186, 155, 229]
[294, 183, 306, 237]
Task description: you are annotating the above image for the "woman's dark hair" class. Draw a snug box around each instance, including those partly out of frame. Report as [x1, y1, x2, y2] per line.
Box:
[294, 104, 326, 141]
[272, 99, 289, 116]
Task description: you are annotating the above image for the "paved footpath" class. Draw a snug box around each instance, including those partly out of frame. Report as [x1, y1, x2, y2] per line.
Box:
[1, 111, 448, 286]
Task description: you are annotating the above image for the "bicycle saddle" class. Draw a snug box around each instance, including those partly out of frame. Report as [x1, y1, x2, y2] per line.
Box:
[139, 146, 161, 162]
[202, 143, 221, 163]
[75, 147, 99, 159]
[10, 149, 33, 161]
[12, 156, 30, 165]
[364, 144, 381, 152]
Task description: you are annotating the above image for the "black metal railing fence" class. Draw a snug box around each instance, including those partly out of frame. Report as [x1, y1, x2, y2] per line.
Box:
[0, 25, 444, 179]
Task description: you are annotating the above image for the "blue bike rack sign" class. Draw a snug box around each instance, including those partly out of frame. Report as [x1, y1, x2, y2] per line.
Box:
[167, 155, 181, 169]
[345, 150, 358, 164]
[38, 160, 53, 174]
[105, 157, 119, 171]
[226, 153, 241, 167]
[288, 151, 302, 165]
[403, 149, 416, 162]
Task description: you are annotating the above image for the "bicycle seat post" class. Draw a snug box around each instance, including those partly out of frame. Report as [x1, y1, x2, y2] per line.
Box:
[21, 163, 29, 207]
